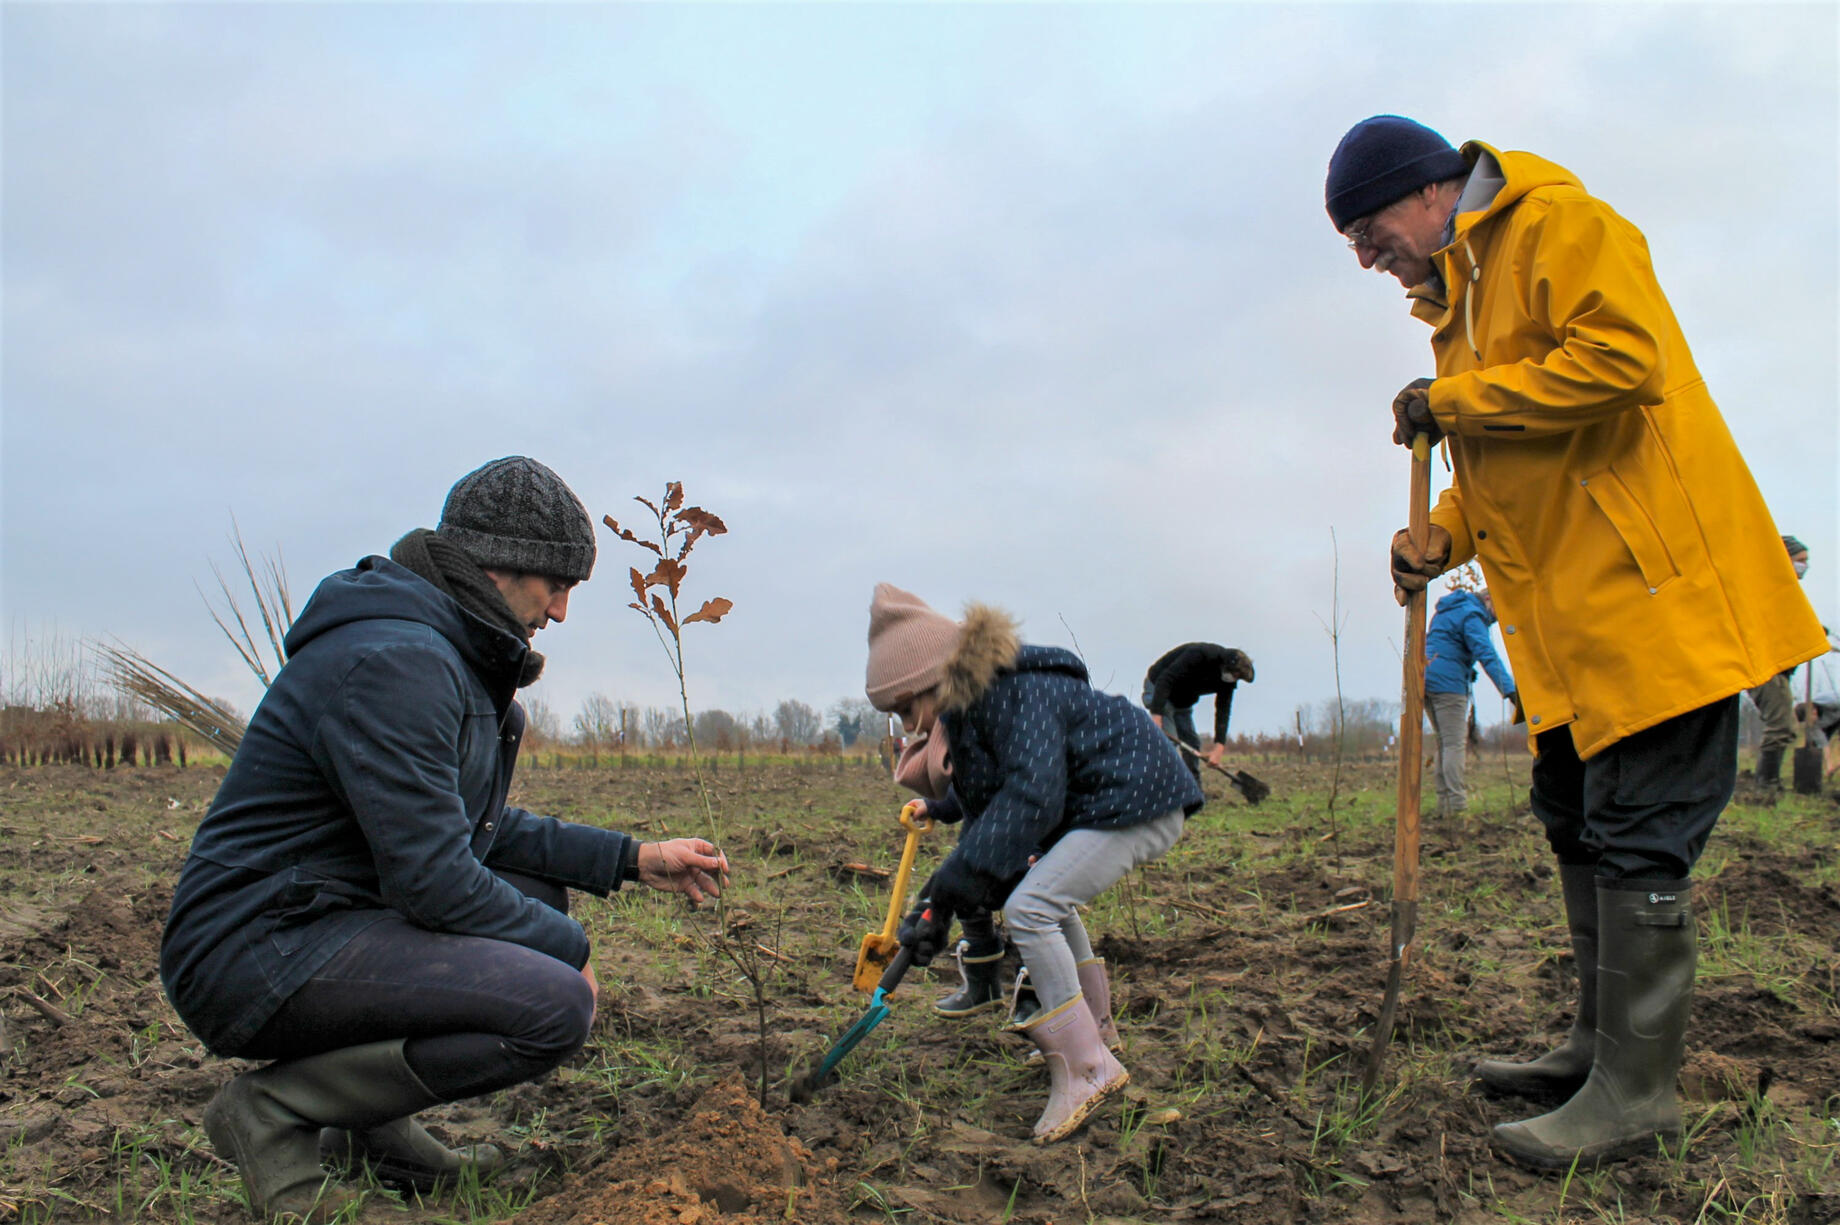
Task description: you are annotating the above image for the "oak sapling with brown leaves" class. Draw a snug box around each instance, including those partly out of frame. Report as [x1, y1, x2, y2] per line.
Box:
[604, 483, 785, 1106]
[602, 480, 734, 844]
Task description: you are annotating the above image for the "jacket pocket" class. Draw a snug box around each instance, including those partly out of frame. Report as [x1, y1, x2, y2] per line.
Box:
[268, 868, 362, 957]
[1581, 466, 1680, 592]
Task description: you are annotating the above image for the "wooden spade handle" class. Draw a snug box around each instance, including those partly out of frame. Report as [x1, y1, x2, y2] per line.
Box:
[1393, 434, 1432, 951]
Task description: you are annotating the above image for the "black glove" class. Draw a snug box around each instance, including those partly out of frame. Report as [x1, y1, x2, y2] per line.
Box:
[1391, 377, 1442, 447]
[897, 855, 994, 966]
[897, 901, 949, 967]
[926, 853, 994, 919]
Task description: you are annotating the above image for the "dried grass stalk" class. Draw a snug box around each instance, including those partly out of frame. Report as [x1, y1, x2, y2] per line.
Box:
[94, 642, 246, 753]
[199, 518, 294, 687]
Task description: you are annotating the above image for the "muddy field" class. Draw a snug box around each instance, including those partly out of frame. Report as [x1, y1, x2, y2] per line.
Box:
[2, 755, 1836, 1224]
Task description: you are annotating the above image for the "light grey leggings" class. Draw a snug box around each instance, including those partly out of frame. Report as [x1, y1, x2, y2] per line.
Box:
[1001, 809, 1186, 1013]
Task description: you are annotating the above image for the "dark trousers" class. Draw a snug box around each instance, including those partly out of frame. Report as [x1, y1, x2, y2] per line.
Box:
[1152, 702, 1203, 782]
[240, 872, 594, 1101]
[1530, 696, 1738, 880]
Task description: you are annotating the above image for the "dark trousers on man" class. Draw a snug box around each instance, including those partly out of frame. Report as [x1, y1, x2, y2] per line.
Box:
[1530, 696, 1738, 880]
[239, 872, 593, 1102]
[1150, 702, 1203, 782]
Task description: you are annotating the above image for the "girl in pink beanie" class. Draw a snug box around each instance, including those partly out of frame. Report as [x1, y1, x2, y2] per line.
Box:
[864, 584, 1202, 1143]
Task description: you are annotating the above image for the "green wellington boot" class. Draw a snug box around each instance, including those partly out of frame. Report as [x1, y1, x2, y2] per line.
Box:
[1492, 880, 1696, 1170]
[1474, 862, 1598, 1101]
[320, 1116, 505, 1195]
[204, 1039, 442, 1220]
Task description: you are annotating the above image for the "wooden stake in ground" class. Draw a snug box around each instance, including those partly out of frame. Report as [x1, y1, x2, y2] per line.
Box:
[1362, 432, 1432, 1098]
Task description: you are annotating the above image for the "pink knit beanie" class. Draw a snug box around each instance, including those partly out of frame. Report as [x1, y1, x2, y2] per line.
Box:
[864, 583, 961, 712]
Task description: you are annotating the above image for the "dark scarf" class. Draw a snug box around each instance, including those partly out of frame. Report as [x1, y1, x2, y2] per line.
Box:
[390, 529, 545, 688]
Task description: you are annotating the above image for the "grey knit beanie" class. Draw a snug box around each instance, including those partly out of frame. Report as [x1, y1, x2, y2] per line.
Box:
[436, 456, 596, 582]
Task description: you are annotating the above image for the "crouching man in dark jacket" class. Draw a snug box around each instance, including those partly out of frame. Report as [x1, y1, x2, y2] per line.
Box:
[161, 457, 728, 1220]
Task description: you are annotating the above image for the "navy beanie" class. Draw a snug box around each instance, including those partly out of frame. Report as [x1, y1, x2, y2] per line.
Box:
[1325, 115, 1470, 231]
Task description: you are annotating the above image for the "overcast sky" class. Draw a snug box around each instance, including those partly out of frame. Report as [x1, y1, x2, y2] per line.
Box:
[4, 3, 1836, 739]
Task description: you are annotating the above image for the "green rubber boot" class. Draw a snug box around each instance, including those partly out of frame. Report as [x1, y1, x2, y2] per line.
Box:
[204, 1039, 441, 1220]
[1491, 881, 1695, 1171]
[320, 1117, 505, 1194]
[1474, 863, 1598, 1101]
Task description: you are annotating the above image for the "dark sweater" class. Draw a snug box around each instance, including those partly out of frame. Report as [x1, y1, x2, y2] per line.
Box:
[1142, 642, 1250, 744]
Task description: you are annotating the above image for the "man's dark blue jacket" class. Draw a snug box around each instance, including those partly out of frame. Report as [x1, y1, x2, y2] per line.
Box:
[160, 557, 637, 1056]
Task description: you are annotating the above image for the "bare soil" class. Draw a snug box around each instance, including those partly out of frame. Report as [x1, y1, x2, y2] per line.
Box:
[1, 758, 1835, 1224]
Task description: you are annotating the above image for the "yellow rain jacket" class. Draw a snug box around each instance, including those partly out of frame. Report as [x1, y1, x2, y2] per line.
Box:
[1410, 143, 1825, 759]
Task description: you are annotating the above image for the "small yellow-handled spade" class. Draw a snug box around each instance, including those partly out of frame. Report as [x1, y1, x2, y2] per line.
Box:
[851, 800, 933, 993]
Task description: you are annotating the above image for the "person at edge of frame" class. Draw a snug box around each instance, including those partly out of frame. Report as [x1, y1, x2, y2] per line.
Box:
[1324, 115, 1826, 1172]
[1742, 534, 1813, 795]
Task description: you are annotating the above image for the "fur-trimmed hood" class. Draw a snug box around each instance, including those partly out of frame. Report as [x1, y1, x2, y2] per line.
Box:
[938, 604, 1020, 710]
[938, 605, 1087, 711]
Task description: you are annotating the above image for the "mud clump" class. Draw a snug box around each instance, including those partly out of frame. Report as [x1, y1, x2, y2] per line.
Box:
[516, 1074, 846, 1225]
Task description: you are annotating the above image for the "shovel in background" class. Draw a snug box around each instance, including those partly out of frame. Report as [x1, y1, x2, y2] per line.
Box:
[1169, 737, 1272, 804]
[1793, 665, 1823, 795]
[852, 801, 932, 992]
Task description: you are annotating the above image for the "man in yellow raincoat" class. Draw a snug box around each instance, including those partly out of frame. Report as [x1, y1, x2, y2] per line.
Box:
[1325, 116, 1826, 1172]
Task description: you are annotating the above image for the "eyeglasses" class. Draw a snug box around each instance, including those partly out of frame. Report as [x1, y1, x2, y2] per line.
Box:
[1343, 187, 1430, 251]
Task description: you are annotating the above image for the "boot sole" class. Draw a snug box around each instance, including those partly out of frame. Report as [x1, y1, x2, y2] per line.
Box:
[934, 999, 1006, 1019]
[1490, 1125, 1678, 1172]
[1032, 1071, 1129, 1145]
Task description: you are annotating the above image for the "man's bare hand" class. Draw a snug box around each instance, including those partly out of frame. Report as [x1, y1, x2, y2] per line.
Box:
[1390, 524, 1453, 605]
[1204, 743, 1227, 767]
[637, 838, 730, 905]
[1392, 377, 1442, 446]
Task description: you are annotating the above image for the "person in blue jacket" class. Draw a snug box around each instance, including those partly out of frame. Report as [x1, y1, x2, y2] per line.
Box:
[1424, 583, 1516, 817]
[863, 584, 1201, 1144]
[161, 457, 728, 1221]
